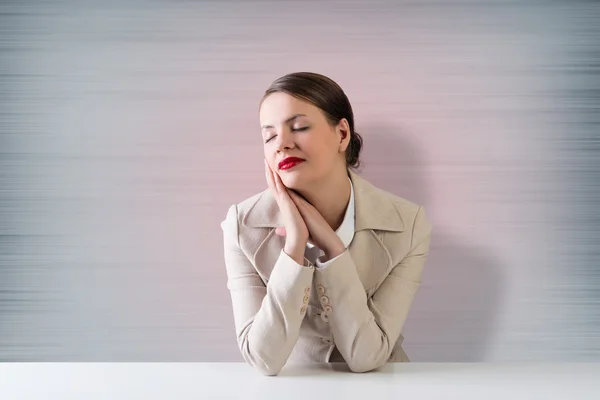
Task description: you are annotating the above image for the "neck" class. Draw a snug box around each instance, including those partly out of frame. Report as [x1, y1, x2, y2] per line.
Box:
[297, 167, 352, 231]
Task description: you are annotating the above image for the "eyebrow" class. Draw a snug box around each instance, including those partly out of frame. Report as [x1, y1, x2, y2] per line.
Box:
[261, 114, 307, 129]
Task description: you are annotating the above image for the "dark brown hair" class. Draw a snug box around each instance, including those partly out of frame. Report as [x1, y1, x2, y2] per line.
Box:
[261, 72, 363, 170]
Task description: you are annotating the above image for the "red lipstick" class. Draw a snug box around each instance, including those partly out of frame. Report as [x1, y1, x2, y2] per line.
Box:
[278, 157, 305, 170]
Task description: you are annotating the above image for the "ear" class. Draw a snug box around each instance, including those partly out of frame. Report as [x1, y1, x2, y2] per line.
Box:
[336, 118, 351, 153]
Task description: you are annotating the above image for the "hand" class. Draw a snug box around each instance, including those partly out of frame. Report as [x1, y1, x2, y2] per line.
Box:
[264, 160, 309, 265]
[286, 190, 346, 262]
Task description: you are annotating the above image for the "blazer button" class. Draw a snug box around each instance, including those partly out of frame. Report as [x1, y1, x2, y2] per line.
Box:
[322, 338, 333, 346]
[300, 306, 307, 314]
[317, 285, 325, 295]
[303, 295, 309, 304]
[304, 287, 311, 295]
[324, 305, 333, 314]
[320, 313, 329, 323]
[320, 295, 329, 306]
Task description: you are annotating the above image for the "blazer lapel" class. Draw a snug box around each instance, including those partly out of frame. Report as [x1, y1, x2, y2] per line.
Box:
[348, 169, 405, 233]
[242, 188, 282, 229]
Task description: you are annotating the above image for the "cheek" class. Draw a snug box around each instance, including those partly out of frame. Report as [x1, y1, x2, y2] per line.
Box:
[263, 145, 273, 158]
[263, 146, 277, 168]
[307, 138, 336, 162]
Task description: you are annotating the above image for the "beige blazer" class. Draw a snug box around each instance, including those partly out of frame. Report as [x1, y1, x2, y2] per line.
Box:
[221, 169, 432, 375]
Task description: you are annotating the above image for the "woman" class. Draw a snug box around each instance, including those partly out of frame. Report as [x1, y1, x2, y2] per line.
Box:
[221, 72, 432, 376]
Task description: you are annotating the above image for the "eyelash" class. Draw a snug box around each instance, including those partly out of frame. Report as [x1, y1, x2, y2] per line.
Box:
[265, 126, 309, 143]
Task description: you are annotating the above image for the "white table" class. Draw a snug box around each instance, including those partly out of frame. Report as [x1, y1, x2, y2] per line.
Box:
[1, 363, 598, 399]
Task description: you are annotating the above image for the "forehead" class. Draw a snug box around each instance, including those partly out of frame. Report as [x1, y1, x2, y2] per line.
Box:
[259, 92, 321, 124]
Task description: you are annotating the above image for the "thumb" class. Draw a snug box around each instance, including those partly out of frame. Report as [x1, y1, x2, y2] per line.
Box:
[275, 226, 286, 236]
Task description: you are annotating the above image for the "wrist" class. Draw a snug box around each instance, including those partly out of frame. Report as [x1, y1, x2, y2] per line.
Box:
[284, 243, 306, 265]
[283, 250, 305, 266]
[323, 244, 346, 261]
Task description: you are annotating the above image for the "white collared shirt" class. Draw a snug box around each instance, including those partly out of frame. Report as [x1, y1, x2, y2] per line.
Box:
[304, 178, 355, 268]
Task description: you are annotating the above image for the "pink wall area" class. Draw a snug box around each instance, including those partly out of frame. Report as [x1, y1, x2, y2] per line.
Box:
[1, 0, 598, 361]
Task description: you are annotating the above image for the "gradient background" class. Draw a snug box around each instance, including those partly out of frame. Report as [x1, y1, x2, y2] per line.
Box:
[1, 0, 599, 361]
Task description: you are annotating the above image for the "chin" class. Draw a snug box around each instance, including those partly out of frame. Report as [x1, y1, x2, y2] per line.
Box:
[280, 174, 306, 190]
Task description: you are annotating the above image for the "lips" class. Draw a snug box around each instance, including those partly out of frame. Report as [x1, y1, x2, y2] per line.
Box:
[278, 157, 305, 170]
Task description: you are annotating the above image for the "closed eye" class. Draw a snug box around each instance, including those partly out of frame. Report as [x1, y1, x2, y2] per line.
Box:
[264, 126, 309, 143]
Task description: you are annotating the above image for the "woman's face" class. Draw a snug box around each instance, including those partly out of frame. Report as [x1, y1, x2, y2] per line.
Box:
[259, 92, 347, 190]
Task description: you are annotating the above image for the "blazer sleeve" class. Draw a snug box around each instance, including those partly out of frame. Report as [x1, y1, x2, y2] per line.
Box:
[221, 204, 315, 376]
[312, 206, 432, 373]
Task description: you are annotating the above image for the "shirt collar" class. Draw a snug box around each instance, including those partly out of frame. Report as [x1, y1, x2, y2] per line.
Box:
[307, 177, 355, 249]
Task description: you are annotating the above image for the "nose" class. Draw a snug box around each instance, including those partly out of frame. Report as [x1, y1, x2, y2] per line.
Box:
[275, 130, 295, 152]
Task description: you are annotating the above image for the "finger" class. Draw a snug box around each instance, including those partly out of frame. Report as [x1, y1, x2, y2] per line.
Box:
[263, 160, 271, 188]
[287, 189, 300, 208]
[265, 160, 279, 195]
[273, 169, 285, 194]
[287, 189, 299, 204]
[288, 190, 306, 208]
[266, 161, 283, 195]
[291, 191, 316, 213]
[275, 226, 286, 236]
[289, 195, 308, 221]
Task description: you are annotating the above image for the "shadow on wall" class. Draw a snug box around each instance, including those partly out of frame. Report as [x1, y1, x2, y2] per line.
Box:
[356, 122, 506, 361]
